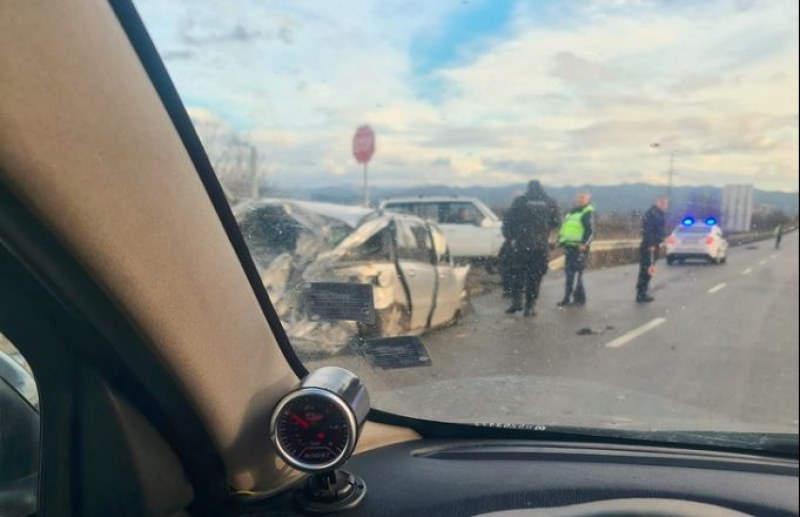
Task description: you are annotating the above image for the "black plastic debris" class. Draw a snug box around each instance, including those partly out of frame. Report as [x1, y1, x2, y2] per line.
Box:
[306, 282, 375, 323]
[361, 336, 432, 370]
[577, 325, 614, 336]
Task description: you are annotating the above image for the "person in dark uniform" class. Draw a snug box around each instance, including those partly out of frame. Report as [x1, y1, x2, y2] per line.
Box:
[557, 192, 595, 306]
[636, 196, 669, 303]
[502, 180, 561, 316]
[774, 223, 783, 250]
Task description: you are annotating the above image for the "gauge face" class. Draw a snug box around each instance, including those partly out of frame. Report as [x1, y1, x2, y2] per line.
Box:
[273, 392, 352, 470]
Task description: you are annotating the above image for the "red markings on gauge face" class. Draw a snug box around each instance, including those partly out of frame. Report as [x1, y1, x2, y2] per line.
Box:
[287, 412, 310, 429]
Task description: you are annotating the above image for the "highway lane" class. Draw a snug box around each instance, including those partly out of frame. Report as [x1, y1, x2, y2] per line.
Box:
[306, 232, 798, 434]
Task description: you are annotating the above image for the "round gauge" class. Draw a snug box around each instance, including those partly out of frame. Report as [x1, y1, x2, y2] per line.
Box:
[272, 390, 354, 471]
[270, 367, 369, 472]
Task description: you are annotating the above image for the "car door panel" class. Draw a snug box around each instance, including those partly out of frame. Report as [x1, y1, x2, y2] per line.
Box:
[394, 221, 437, 332]
[429, 226, 465, 328]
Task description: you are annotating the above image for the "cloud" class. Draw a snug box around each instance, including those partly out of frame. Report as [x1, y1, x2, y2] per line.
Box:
[133, 0, 799, 192]
[160, 48, 196, 61]
[551, 52, 613, 84]
[668, 74, 723, 95]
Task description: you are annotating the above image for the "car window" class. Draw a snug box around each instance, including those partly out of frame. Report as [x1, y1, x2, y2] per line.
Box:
[439, 202, 484, 225]
[385, 202, 439, 222]
[238, 207, 302, 259]
[395, 221, 433, 263]
[410, 224, 435, 264]
[430, 227, 451, 264]
[383, 203, 415, 216]
[415, 203, 440, 222]
[342, 227, 392, 262]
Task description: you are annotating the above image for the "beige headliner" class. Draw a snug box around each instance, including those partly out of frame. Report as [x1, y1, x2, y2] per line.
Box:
[0, 2, 416, 491]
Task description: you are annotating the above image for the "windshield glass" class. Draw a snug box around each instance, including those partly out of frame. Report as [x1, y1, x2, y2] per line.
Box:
[135, 0, 799, 447]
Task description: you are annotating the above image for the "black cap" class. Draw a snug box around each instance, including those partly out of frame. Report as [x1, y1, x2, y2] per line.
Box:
[526, 180, 546, 199]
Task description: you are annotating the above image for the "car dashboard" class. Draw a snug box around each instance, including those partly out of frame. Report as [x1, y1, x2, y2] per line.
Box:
[234, 439, 798, 516]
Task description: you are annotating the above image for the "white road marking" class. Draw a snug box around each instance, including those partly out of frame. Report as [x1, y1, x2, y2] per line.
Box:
[759, 259, 767, 265]
[707, 282, 727, 294]
[770, 254, 777, 259]
[605, 317, 667, 349]
[741, 268, 752, 275]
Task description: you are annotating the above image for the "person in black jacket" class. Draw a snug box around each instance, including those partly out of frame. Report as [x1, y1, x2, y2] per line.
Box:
[502, 180, 561, 316]
[636, 196, 669, 302]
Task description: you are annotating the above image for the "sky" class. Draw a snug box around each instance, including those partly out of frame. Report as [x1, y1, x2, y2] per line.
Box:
[134, 0, 799, 192]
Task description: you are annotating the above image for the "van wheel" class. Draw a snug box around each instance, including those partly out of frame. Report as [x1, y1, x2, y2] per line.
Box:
[666, 256, 675, 266]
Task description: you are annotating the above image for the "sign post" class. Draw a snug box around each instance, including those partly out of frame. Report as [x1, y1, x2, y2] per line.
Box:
[352, 125, 375, 207]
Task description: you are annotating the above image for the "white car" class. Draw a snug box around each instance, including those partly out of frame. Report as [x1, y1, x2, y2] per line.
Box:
[379, 196, 504, 262]
[234, 199, 469, 351]
[665, 218, 729, 265]
[305, 212, 470, 338]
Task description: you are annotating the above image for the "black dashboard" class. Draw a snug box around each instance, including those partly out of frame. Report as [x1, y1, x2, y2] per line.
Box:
[237, 439, 798, 516]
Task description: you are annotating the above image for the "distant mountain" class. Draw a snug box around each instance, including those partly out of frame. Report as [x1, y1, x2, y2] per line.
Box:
[284, 183, 799, 215]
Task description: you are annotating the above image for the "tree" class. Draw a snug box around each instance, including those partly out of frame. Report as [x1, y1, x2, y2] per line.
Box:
[188, 111, 273, 205]
[752, 209, 791, 232]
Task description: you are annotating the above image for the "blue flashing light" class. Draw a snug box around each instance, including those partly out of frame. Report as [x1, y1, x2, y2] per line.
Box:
[681, 217, 695, 226]
[704, 217, 717, 226]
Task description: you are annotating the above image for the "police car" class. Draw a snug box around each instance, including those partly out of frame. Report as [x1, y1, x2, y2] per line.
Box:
[665, 217, 729, 265]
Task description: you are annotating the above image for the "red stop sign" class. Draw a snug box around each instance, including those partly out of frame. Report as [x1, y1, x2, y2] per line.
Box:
[352, 125, 375, 164]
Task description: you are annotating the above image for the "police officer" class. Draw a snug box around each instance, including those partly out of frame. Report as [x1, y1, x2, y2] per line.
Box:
[775, 223, 783, 250]
[502, 180, 561, 316]
[557, 192, 595, 307]
[636, 196, 669, 303]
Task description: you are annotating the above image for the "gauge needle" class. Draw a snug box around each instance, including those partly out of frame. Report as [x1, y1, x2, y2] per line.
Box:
[288, 412, 310, 429]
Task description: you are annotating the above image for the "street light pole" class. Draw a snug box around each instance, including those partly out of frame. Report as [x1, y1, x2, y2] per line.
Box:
[363, 162, 369, 208]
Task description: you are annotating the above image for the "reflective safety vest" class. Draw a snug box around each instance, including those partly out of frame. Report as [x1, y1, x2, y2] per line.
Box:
[558, 204, 594, 245]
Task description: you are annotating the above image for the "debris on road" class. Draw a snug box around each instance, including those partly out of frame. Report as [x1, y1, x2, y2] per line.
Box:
[577, 325, 615, 336]
[360, 336, 432, 370]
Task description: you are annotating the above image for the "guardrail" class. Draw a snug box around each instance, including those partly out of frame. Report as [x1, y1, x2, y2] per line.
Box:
[547, 230, 780, 271]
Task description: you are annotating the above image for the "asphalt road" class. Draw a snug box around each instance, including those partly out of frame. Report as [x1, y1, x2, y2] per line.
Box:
[307, 232, 799, 435]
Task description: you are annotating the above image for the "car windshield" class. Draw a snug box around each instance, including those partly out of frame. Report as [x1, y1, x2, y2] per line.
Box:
[135, 0, 799, 449]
